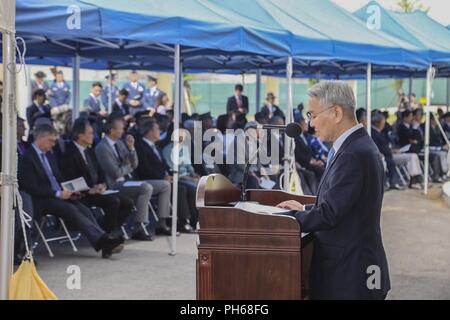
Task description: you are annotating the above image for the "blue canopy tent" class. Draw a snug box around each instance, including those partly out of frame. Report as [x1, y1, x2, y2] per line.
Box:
[8, 0, 433, 198]
[354, 1, 450, 194]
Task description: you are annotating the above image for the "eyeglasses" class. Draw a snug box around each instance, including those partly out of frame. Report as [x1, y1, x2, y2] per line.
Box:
[306, 105, 336, 121]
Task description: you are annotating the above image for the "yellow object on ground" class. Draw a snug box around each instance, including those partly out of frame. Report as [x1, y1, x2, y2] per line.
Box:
[9, 259, 57, 300]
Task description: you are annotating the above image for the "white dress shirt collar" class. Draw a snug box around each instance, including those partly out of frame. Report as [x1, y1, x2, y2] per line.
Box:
[332, 123, 364, 154]
[74, 141, 88, 162]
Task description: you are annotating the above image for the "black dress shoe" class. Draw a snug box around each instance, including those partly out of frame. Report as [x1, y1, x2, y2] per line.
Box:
[131, 230, 154, 241]
[100, 234, 125, 258]
[178, 224, 196, 233]
[156, 225, 172, 236]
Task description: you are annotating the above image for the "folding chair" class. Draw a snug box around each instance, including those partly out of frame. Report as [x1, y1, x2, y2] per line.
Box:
[34, 215, 79, 258]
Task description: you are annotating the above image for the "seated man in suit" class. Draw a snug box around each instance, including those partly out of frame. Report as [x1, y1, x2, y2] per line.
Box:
[26, 89, 52, 140]
[18, 124, 124, 258]
[294, 118, 325, 184]
[226, 84, 248, 115]
[371, 113, 407, 190]
[95, 115, 155, 240]
[277, 81, 390, 300]
[398, 110, 443, 183]
[61, 118, 134, 234]
[135, 119, 196, 233]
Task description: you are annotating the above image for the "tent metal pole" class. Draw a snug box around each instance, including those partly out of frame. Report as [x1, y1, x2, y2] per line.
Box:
[284, 57, 293, 191]
[72, 53, 80, 121]
[108, 69, 113, 114]
[0, 8, 17, 300]
[169, 44, 181, 256]
[366, 63, 372, 136]
[256, 69, 262, 113]
[424, 66, 433, 195]
[408, 76, 413, 110]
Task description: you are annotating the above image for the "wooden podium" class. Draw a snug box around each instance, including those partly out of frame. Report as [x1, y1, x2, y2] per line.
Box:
[196, 174, 316, 300]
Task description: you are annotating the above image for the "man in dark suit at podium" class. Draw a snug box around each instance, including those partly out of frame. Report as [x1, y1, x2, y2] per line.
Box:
[277, 81, 390, 300]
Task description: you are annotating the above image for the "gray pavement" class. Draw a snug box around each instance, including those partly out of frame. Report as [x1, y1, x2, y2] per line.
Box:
[32, 188, 450, 300]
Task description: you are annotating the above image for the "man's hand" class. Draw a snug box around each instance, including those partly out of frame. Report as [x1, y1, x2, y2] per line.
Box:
[92, 184, 107, 194]
[60, 190, 73, 200]
[130, 100, 140, 107]
[164, 176, 173, 183]
[126, 134, 135, 149]
[276, 200, 305, 211]
[70, 191, 82, 200]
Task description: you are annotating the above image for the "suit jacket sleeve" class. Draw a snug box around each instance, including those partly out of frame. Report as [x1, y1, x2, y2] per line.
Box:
[95, 142, 133, 181]
[290, 152, 363, 233]
[121, 141, 139, 170]
[18, 155, 58, 199]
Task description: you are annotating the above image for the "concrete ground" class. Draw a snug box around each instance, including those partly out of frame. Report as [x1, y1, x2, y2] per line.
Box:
[31, 188, 450, 300]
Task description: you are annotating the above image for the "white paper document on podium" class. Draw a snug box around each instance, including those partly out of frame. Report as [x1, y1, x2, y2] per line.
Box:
[61, 177, 90, 192]
[234, 201, 288, 215]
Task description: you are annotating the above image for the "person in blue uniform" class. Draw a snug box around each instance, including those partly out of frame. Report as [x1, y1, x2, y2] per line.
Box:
[101, 73, 119, 111]
[143, 75, 165, 110]
[48, 70, 71, 108]
[48, 70, 71, 135]
[122, 71, 146, 116]
[83, 82, 107, 116]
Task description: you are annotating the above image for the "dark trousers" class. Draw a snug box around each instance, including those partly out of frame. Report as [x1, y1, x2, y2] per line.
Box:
[35, 198, 105, 248]
[81, 193, 133, 233]
[178, 180, 199, 228]
[385, 155, 397, 185]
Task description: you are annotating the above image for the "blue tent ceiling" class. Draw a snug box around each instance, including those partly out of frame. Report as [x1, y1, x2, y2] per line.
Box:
[354, 1, 450, 65]
[4, 0, 443, 78]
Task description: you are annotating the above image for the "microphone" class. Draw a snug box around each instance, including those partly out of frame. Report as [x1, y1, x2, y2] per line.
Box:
[254, 122, 301, 138]
[240, 122, 301, 201]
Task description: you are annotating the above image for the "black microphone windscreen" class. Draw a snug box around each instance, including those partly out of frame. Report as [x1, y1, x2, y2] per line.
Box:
[285, 122, 302, 138]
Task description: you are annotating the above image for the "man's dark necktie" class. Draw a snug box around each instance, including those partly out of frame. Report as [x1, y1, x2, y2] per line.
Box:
[114, 143, 123, 163]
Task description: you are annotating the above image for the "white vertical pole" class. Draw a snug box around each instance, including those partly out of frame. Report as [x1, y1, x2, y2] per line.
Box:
[170, 44, 181, 256]
[108, 69, 113, 114]
[72, 53, 80, 121]
[0, 6, 17, 299]
[366, 63, 372, 136]
[284, 57, 293, 192]
[256, 69, 262, 113]
[424, 66, 433, 195]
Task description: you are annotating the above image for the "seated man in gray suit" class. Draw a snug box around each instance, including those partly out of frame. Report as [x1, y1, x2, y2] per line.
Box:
[95, 115, 171, 238]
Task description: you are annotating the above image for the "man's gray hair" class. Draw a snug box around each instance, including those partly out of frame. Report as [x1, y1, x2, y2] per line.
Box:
[307, 81, 356, 112]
